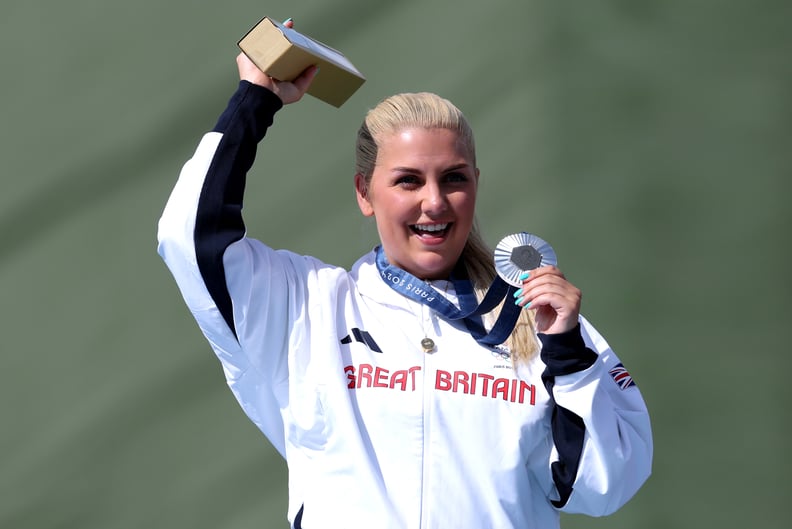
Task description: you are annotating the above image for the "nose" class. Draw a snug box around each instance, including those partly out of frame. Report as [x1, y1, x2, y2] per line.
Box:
[421, 181, 448, 216]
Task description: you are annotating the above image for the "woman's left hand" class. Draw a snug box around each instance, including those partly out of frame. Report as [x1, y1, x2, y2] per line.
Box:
[514, 266, 581, 334]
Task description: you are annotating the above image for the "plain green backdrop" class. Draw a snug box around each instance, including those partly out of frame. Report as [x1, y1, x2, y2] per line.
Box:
[1, 0, 789, 527]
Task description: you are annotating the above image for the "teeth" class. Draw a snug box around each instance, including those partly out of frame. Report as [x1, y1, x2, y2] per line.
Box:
[414, 223, 448, 232]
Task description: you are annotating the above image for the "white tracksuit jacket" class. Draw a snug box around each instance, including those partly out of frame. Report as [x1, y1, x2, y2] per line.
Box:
[157, 81, 652, 529]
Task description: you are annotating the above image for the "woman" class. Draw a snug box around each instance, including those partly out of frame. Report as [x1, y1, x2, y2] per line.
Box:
[157, 47, 652, 528]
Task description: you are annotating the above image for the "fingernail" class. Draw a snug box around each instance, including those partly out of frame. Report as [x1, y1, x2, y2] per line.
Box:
[519, 271, 530, 281]
[284, 17, 293, 24]
[514, 297, 525, 306]
[513, 288, 523, 299]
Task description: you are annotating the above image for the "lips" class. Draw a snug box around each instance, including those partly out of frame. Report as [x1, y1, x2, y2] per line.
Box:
[410, 223, 451, 238]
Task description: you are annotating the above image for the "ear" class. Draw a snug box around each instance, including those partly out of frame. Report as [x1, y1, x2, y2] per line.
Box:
[355, 173, 374, 217]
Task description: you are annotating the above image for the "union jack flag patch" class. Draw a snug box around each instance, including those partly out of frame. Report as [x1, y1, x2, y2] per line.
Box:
[608, 363, 636, 390]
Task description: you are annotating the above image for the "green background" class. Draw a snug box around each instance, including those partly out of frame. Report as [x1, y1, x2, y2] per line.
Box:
[2, 0, 789, 527]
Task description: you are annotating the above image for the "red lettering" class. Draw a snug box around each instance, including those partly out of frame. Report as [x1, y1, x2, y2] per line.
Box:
[453, 371, 470, 394]
[436, 370, 452, 391]
[373, 367, 389, 388]
[478, 373, 494, 396]
[519, 381, 536, 405]
[357, 363, 373, 389]
[388, 366, 421, 391]
[493, 378, 510, 400]
[408, 366, 421, 391]
[390, 369, 407, 391]
[344, 365, 356, 389]
[343, 364, 533, 405]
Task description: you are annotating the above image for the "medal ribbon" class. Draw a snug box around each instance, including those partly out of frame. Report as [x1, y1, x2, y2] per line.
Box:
[374, 246, 522, 346]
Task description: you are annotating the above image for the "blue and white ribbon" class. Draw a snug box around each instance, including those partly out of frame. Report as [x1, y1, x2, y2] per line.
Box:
[374, 246, 522, 347]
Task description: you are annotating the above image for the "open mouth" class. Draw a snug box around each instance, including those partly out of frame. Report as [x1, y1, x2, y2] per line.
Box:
[410, 223, 451, 237]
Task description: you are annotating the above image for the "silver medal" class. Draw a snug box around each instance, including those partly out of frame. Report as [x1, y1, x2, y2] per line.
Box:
[494, 232, 557, 287]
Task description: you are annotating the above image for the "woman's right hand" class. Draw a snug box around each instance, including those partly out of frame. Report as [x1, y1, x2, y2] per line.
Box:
[235, 19, 318, 105]
[236, 53, 317, 105]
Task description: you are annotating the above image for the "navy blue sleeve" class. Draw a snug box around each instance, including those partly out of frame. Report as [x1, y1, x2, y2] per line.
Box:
[538, 324, 598, 508]
[194, 81, 284, 337]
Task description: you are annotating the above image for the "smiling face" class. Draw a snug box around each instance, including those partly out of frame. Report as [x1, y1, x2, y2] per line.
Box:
[355, 127, 479, 280]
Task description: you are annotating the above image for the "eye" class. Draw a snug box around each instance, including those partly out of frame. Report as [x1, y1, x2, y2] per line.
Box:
[444, 171, 469, 183]
[395, 174, 421, 188]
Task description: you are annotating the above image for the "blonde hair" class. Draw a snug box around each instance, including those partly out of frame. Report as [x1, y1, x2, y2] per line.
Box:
[356, 92, 539, 366]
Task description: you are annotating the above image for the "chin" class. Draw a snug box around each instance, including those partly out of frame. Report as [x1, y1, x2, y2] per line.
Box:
[412, 257, 456, 280]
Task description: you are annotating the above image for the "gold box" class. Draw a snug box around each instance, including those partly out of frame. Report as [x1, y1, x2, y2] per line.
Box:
[238, 17, 365, 107]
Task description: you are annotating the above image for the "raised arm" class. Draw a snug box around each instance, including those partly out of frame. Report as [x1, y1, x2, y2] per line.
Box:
[157, 54, 317, 336]
[156, 53, 318, 454]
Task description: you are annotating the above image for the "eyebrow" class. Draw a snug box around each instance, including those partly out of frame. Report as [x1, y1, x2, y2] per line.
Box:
[390, 163, 471, 174]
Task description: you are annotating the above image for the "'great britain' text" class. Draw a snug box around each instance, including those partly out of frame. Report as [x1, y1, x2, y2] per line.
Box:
[344, 363, 536, 405]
